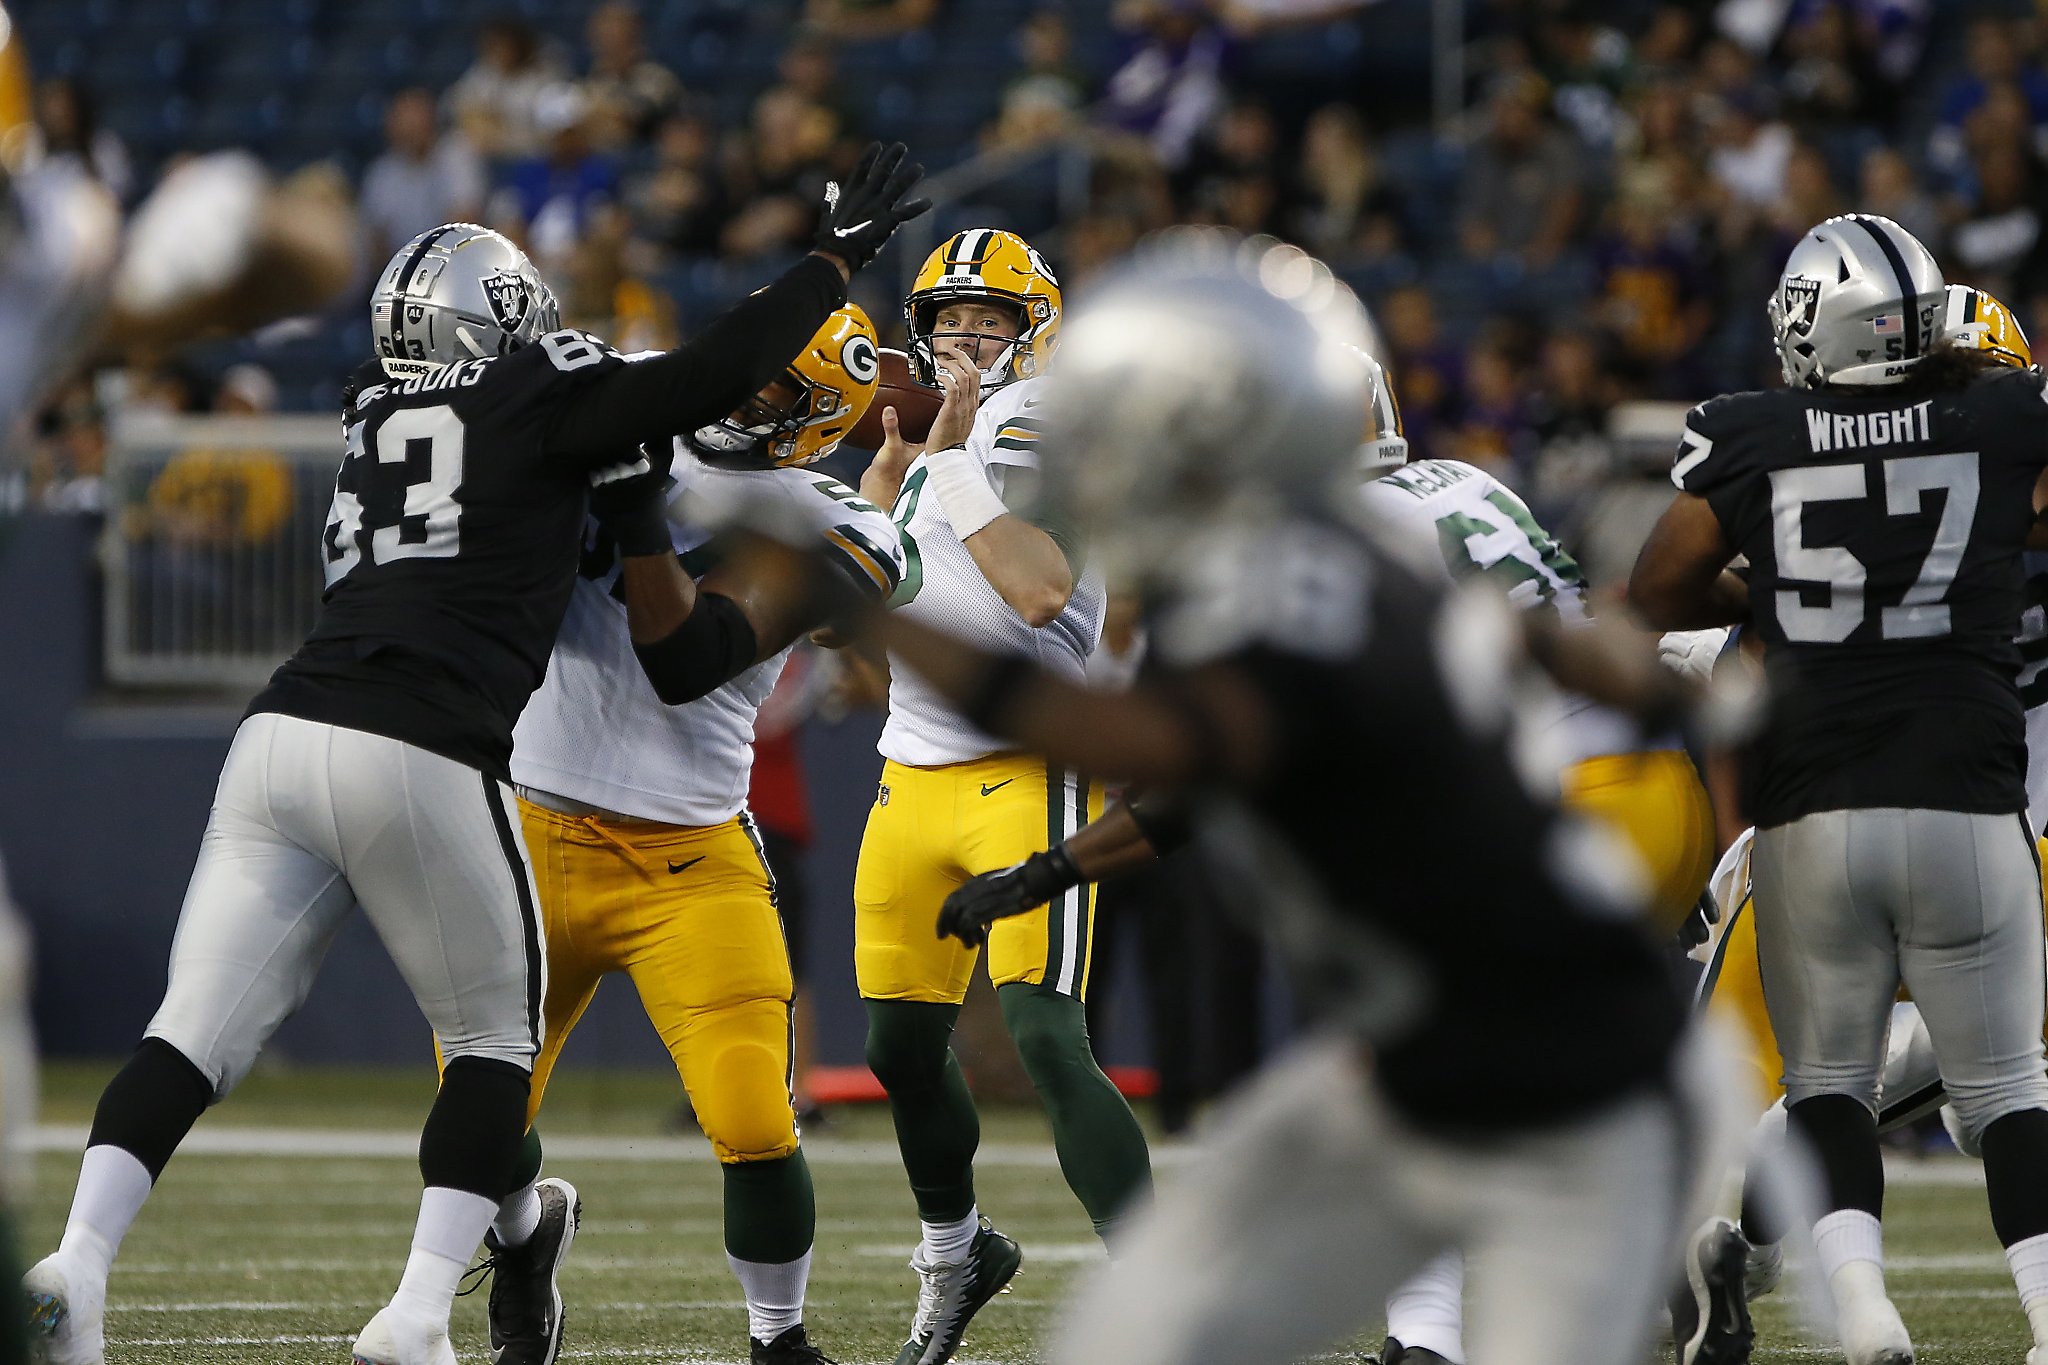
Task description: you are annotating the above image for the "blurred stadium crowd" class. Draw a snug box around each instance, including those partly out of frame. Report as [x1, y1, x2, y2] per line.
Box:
[8, 0, 2046, 570]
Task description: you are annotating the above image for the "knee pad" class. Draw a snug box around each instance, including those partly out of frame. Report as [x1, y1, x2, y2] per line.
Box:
[689, 1000, 799, 1164]
[863, 999, 958, 1095]
[999, 984, 1093, 1089]
[1941, 1073, 2048, 1152]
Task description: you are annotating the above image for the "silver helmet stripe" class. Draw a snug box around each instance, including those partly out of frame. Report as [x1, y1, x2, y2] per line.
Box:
[1845, 214, 1924, 360]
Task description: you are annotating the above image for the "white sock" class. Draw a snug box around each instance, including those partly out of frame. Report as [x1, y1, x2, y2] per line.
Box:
[492, 1184, 543, 1249]
[56, 1145, 154, 1279]
[389, 1187, 498, 1325]
[1385, 1250, 1467, 1363]
[2007, 1231, 2048, 1346]
[1814, 1209, 1885, 1283]
[728, 1249, 811, 1343]
[919, 1208, 978, 1265]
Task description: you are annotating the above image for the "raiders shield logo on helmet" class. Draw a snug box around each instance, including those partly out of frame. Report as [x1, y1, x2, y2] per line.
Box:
[1781, 276, 1821, 337]
[482, 270, 530, 332]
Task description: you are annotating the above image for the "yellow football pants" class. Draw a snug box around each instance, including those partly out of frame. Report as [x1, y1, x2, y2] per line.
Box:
[1561, 748, 1717, 939]
[855, 753, 1105, 1003]
[1704, 833, 2048, 1105]
[518, 799, 798, 1164]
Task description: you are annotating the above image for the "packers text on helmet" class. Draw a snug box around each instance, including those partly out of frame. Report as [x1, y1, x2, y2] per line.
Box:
[905, 228, 1061, 391]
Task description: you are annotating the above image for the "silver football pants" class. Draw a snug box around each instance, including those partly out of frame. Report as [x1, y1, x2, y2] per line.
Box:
[145, 712, 545, 1096]
[1751, 808, 2048, 1146]
[1052, 1025, 1747, 1365]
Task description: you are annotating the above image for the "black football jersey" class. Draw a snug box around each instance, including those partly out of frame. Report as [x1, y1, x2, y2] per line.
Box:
[1149, 514, 1685, 1131]
[1676, 368, 2048, 827]
[248, 254, 850, 779]
[250, 335, 631, 777]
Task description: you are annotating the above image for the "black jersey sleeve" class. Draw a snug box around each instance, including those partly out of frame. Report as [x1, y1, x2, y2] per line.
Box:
[539, 254, 849, 470]
[1669, 393, 1760, 497]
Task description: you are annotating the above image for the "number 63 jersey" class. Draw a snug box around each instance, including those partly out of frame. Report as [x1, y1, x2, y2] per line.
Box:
[1675, 367, 2048, 827]
[249, 336, 629, 782]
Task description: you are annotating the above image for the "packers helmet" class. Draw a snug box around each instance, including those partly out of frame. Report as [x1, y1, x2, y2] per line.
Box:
[686, 303, 880, 469]
[905, 228, 1061, 391]
[1357, 350, 1407, 477]
[1942, 283, 2032, 369]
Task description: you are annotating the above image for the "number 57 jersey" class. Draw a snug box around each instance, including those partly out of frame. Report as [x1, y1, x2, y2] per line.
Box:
[1674, 367, 2048, 827]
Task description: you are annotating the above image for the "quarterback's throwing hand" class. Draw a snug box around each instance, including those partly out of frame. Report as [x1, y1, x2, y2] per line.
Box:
[936, 847, 1082, 947]
[816, 141, 931, 273]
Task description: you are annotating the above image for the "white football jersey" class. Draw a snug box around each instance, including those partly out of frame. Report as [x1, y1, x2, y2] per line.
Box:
[879, 374, 1106, 766]
[1359, 458, 1654, 764]
[513, 450, 903, 825]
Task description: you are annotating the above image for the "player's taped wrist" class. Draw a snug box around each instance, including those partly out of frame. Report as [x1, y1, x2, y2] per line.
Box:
[924, 446, 1008, 540]
[632, 592, 759, 705]
[1018, 846, 1083, 908]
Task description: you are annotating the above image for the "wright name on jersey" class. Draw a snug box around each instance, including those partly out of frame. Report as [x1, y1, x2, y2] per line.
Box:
[1675, 367, 2048, 827]
[514, 452, 902, 825]
[880, 373, 1105, 766]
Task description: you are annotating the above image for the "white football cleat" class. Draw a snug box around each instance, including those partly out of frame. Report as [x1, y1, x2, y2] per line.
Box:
[23, 1252, 106, 1365]
[1837, 1292, 1913, 1365]
[350, 1306, 457, 1365]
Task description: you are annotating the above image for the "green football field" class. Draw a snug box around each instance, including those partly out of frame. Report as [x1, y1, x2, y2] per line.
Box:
[19, 1062, 2037, 1364]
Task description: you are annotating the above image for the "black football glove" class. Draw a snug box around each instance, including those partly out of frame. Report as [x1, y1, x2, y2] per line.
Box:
[590, 454, 674, 558]
[815, 141, 931, 273]
[937, 846, 1083, 948]
[1674, 888, 1720, 953]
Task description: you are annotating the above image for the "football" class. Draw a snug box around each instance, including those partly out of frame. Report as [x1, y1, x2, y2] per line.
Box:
[847, 347, 942, 451]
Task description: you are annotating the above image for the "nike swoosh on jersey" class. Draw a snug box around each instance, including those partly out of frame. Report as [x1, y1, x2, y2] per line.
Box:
[979, 780, 1014, 796]
[668, 856, 707, 874]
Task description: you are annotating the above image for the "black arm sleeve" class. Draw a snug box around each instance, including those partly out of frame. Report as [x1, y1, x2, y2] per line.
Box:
[544, 254, 848, 468]
[632, 592, 762, 706]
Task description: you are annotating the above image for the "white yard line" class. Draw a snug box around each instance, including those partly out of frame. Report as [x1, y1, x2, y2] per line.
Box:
[27, 1122, 1193, 1168]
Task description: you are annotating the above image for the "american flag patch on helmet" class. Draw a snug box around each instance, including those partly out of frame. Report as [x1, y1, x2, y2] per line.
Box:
[1873, 313, 1904, 334]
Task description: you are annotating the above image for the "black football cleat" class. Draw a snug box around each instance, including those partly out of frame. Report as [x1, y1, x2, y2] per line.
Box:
[1671, 1217, 1754, 1365]
[752, 1323, 840, 1363]
[1379, 1336, 1457, 1365]
[890, 1220, 1023, 1365]
[476, 1177, 581, 1365]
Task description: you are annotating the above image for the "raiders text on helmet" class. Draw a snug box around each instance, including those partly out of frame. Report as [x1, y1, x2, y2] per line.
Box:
[370, 223, 561, 380]
[904, 228, 1062, 391]
[1768, 214, 1944, 389]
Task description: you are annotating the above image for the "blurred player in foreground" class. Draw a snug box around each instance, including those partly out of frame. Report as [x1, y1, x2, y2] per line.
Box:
[475, 305, 900, 1365]
[852, 228, 1150, 1365]
[20, 144, 928, 1365]
[1631, 214, 2048, 1365]
[859, 232, 1745, 1365]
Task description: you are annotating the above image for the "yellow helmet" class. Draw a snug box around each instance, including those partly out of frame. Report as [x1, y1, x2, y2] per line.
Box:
[0, 6, 36, 172]
[905, 228, 1061, 391]
[1943, 283, 2033, 369]
[686, 303, 880, 468]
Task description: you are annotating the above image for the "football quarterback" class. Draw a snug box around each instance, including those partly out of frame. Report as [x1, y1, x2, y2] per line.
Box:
[880, 232, 1742, 1365]
[853, 227, 1151, 1365]
[1632, 219, 2048, 1365]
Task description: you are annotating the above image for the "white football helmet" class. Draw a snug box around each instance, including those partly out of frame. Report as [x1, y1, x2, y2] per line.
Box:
[1768, 214, 1943, 389]
[369, 223, 560, 380]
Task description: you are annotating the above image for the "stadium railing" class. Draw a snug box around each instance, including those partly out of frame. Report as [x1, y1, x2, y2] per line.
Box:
[101, 412, 338, 689]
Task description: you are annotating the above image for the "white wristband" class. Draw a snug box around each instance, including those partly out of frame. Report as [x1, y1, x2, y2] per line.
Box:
[925, 446, 1009, 540]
